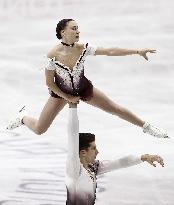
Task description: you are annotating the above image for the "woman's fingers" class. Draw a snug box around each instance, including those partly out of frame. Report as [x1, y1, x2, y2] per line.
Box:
[156, 156, 165, 167]
[146, 49, 156, 53]
[143, 53, 148, 61]
[139, 49, 156, 60]
[149, 49, 156, 53]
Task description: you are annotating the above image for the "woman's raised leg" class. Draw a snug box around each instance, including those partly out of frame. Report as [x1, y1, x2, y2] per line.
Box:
[23, 96, 67, 135]
[85, 87, 144, 127]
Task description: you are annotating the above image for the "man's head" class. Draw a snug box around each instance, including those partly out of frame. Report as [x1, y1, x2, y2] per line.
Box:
[79, 133, 99, 164]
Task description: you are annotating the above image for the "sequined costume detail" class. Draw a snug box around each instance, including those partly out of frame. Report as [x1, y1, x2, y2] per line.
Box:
[45, 43, 96, 101]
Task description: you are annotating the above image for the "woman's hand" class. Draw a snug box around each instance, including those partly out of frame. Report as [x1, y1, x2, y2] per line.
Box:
[138, 49, 156, 61]
[65, 94, 80, 104]
[141, 154, 164, 167]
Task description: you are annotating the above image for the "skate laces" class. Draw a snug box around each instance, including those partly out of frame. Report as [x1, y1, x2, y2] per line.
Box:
[6, 106, 26, 130]
[143, 122, 168, 138]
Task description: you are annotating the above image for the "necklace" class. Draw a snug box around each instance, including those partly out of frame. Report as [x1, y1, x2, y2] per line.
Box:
[61, 41, 74, 47]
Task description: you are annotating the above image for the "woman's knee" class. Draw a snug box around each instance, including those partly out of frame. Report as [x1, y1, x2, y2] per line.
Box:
[34, 125, 48, 135]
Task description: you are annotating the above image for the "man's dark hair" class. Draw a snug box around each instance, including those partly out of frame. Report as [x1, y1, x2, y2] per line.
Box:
[56, 18, 74, 39]
[79, 133, 95, 152]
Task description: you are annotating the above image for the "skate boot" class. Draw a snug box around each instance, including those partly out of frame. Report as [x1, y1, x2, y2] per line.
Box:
[6, 106, 27, 130]
[143, 122, 168, 138]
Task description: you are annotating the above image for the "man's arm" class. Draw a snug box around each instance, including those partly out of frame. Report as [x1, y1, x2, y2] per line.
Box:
[97, 155, 142, 175]
[97, 154, 164, 175]
[66, 104, 81, 180]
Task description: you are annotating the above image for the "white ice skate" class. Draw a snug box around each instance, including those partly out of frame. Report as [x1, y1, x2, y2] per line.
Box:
[6, 106, 27, 130]
[143, 122, 168, 138]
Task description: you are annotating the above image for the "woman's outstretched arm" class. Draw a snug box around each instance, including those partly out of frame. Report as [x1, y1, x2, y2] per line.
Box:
[95, 47, 156, 60]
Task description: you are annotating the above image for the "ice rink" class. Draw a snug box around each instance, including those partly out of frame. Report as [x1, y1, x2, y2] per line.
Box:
[0, 0, 174, 204]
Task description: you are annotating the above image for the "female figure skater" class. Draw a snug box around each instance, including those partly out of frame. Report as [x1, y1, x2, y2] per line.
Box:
[66, 103, 164, 205]
[7, 18, 168, 138]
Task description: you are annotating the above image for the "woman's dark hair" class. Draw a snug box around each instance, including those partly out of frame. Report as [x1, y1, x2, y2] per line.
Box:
[79, 133, 95, 152]
[56, 18, 74, 39]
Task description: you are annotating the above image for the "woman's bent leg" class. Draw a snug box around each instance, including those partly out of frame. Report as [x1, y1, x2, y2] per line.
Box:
[23, 96, 67, 135]
[85, 87, 144, 127]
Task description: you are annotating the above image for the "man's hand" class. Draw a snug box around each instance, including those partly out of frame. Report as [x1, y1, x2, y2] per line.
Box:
[65, 94, 80, 104]
[69, 103, 77, 108]
[138, 49, 156, 61]
[141, 154, 164, 167]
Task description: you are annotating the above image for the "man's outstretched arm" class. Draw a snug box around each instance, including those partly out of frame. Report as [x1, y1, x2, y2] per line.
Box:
[66, 103, 81, 180]
[97, 154, 164, 175]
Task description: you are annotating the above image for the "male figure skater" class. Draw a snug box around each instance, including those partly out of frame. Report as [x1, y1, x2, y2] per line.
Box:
[66, 103, 164, 205]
